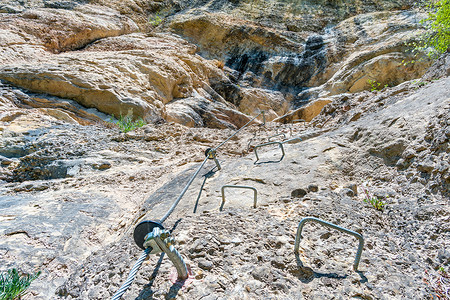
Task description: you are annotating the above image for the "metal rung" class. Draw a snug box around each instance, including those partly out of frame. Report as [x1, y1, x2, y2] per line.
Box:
[220, 185, 257, 211]
[294, 217, 364, 271]
[144, 227, 189, 280]
[254, 141, 285, 163]
[292, 119, 306, 125]
[268, 133, 286, 142]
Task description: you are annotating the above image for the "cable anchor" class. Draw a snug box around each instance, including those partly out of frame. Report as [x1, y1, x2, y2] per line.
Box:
[205, 148, 221, 170]
[143, 227, 189, 280]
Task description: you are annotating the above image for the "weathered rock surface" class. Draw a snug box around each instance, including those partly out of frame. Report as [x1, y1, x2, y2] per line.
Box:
[0, 4, 138, 59]
[1, 0, 449, 299]
[0, 30, 253, 127]
[165, 8, 432, 108]
[2, 65, 448, 299]
[0, 0, 435, 126]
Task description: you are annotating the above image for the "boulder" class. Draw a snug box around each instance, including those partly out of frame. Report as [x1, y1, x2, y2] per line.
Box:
[164, 97, 253, 129]
[274, 98, 332, 123]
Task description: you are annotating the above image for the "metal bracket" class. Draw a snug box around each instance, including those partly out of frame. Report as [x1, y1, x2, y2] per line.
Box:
[220, 185, 257, 211]
[143, 227, 189, 280]
[294, 217, 364, 271]
[292, 119, 306, 126]
[260, 111, 266, 126]
[254, 141, 285, 163]
[268, 133, 286, 142]
[205, 148, 221, 170]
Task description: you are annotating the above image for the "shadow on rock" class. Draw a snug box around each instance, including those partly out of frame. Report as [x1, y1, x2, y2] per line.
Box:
[357, 270, 368, 284]
[293, 253, 347, 284]
[135, 253, 165, 300]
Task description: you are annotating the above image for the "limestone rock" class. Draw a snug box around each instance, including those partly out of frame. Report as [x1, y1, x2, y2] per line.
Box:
[274, 98, 332, 123]
[164, 96, 252, 129]
[238, 88, 289, 121]
[166, 9, 431, 106]
[0, 5, 138, 57]
[422, 53, 450, 80]
[0, 33, 250, 126]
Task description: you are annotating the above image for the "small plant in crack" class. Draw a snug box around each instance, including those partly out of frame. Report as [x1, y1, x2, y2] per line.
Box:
[367, 79, 389, 92]
[148, 14, 163, 27]
[361, 185, 386, 211]
[0, 268, 41, 300]
[424, 267, 450, 299]
[110, 114, 146, 133]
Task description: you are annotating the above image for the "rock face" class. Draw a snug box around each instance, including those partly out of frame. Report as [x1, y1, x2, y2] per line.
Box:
[35, 74, 447, 300]
[0, 1, 449, 299]
[0, 4, 251, 128]
[0, 0, 434, 126]
[165, 5, 432, 111]
[0, 33, 224, 123]
[0, 5, 138, 60]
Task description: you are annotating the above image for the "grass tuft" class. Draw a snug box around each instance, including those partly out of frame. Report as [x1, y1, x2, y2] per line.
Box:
[0, 268, 41, 300]
[110, 115, 146, 133]
[361, 186, 386, 211]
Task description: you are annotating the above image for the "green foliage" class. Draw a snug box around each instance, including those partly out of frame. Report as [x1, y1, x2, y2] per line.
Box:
[412, 79, 429, 89]
[367, 79, 382, 92]
[422, 0, 450, 55]
[0, 269, 41, 300]
[407, 0, 450, 60]
[149, 14, 163, 27]
[111, 115, 146, 133]
[361, 186, 386, 211]
[363, 196, 386, 211]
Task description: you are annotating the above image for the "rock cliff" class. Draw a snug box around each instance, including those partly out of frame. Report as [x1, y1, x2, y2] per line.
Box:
[0, 0, 434, 125]
[0, 0, 449, 299]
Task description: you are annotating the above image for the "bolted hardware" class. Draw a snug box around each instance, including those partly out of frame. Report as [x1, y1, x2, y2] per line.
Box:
[113, 111, 266, 299]
[143, 227, 189, 281]
[254, 141, 285, 163]
[282, 137, 303, 144]
[220, 185, 257, 211]
[292, 119, 306, 126]
[268, 133, 286, 142]
[204, 148, 214, 158]
[143, 227, 171, 255]
[260, 110, 266, 126]
[133, 220, 165, 250]
[205, 148, 221, 170]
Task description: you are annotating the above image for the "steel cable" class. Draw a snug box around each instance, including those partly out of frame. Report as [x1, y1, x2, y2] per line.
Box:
[111, 248, 151, 300]
[159, 156, 209, 223]
[112, 111, 265, 299]
[213, 111, 265, 151]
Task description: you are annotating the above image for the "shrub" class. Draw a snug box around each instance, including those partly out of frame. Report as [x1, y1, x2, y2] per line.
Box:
[149, 15, 163, 27]
[0, 269, 41, 300]
[407, 0, 450, 60]
[422, 0, 450, 55]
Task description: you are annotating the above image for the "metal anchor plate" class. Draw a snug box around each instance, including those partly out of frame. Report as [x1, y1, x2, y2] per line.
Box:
[133, 220, 165, 250]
